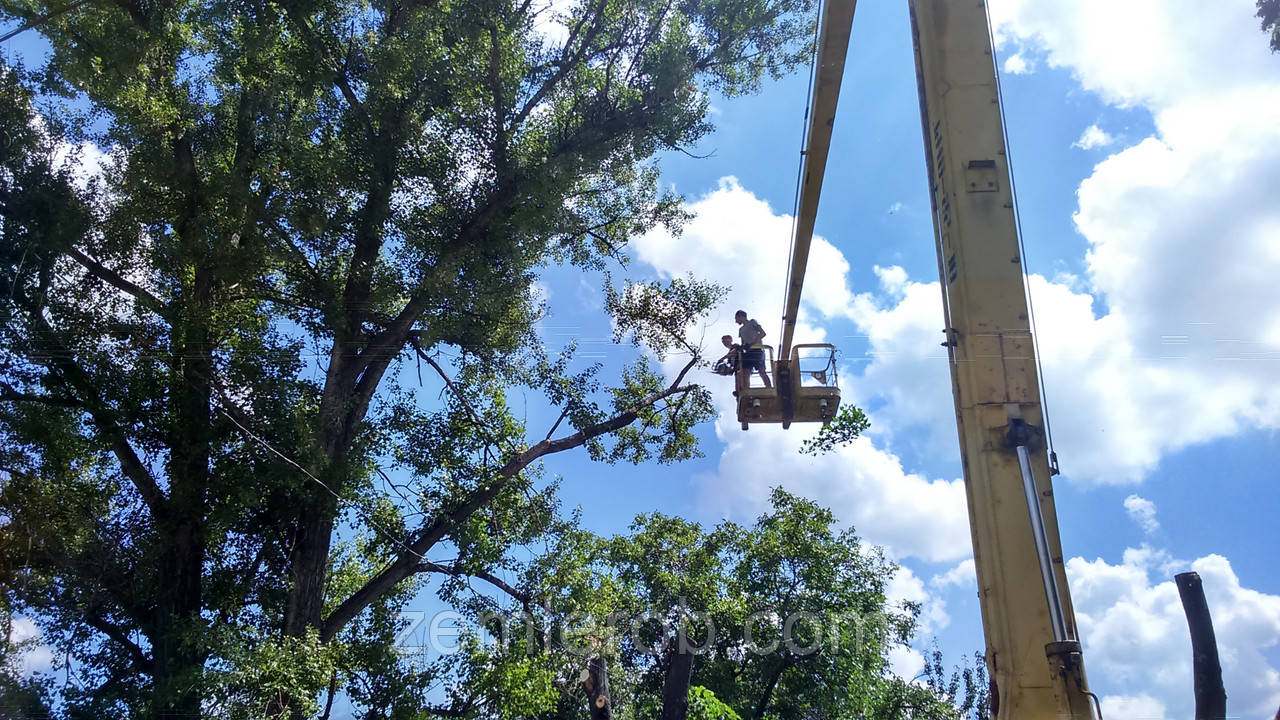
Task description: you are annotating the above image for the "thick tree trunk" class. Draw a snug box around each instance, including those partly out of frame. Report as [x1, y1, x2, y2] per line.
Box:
[284, 497, 339, 636]
[281, 144, 397, 640]
[582, 656, 614, 720]
[752, 656, 792, 720]
[153, 262, 214, 718]
[661, 646, 696, 720]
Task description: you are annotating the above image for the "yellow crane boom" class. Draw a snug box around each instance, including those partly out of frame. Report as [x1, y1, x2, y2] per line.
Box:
[777, 0, 857, 362]
[781, 1, 1099, 716]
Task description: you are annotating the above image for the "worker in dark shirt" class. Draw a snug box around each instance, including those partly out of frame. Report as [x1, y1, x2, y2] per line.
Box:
[734, 310, 772, 388]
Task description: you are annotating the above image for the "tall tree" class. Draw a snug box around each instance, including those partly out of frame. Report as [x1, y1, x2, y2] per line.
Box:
[0, 0, 817, 714]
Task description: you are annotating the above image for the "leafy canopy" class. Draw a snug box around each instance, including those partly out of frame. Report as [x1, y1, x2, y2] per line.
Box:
[433, 489, 986, 720]
[0, 0, 821, 714]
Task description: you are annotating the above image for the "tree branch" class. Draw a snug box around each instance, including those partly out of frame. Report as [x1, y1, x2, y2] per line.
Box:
[0, 382, 81, 407]
[752, 654, 795, 720]
[320, 374, 701, 640]
[26, 313, 167, 517]
[83, 610, 152, 673]
[411, 342, 513, 453]
[509, 0, 610, 130]
[542, 407, 569, 442]
[381, 0, 440, 37]
[65, 247, 168, 318]
[488, 24, 509, 177]
[417, 561, 532, 610]
[424, 695, 479, 719]
[583, 655, 614, 720]
[0, 0, 92, 44]
[274, 0, 375, 138]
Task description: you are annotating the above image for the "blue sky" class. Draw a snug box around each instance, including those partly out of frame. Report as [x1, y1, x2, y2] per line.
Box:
[534, 0, 1280, 718]
[5, 0, 1280, 718]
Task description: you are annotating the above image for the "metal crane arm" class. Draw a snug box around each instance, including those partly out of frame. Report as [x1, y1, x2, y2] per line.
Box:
[909, 1, 1096, 716]
[778, 0, 857, 362]
[775, 0, 1099, 716]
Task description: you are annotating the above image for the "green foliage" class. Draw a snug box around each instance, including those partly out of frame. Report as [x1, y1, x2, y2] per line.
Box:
[429, 489, 979, 720]
[605, 276, 727, 360]
[689, 685, 742, 720]
[1261, 0, 1280, 51]
[800, 404, 871, 456]
[205, 628, 337, 720]
[0, 0, 821, 714]
[0, 609, 55, 720]
[605, 357, 715, 464]
[869, 646, 989, 720]
[921, 647, 990, 720]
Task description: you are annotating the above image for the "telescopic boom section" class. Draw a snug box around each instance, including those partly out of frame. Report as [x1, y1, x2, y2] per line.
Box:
[909, 1, 1096, 717]
[778, 0, 857, 362]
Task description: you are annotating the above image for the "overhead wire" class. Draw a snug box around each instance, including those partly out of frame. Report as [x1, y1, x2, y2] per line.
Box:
[982, 3, 1059, 472]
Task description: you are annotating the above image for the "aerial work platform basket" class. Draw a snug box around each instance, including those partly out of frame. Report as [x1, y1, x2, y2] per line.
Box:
[736, 344, 840, 430]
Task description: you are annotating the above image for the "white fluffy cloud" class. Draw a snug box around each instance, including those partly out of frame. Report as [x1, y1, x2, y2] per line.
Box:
[931, 559, 977, 590]
[845, 0, 1280, 483]
[52, 140, 110, 191]
[886, 564, 950, 636]
[1068, 548, 1280, 718]
[989, 0, 1278, 110]
[1073, 124, 1114, 150]
[887, 644, 926, 681]
[1002, 53, 1031, 75]
[634, 176, 846, 346]
[1123, 495, 1159, 535]
[632, 180, 971, 564]
[529, 0, 575, 46]
[7, 617, 55, 677]
[1100, 694, 1167, 720]
[693, 391, 971, 564]
[845, 268, 1250, 482]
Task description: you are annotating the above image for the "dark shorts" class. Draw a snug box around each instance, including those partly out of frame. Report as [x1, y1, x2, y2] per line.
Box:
[742, 348, 766, 372]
